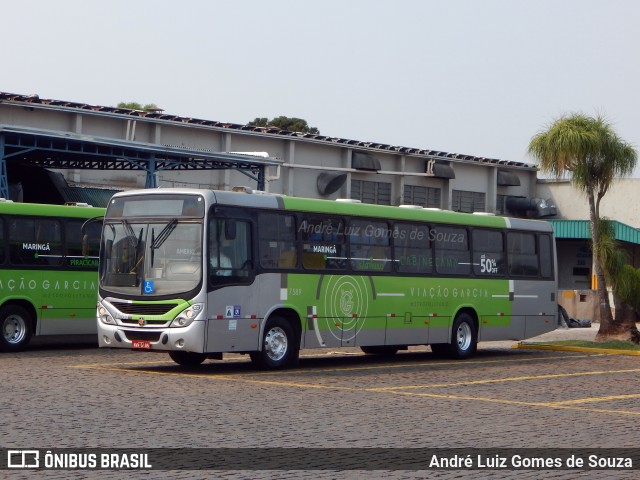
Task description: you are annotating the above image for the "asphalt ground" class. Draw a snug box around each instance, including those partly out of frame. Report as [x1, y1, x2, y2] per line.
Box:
[2, 325, 639, 480]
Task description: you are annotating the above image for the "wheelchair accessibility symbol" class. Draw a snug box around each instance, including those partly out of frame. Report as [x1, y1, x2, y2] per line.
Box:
[143, 280, 155, 294]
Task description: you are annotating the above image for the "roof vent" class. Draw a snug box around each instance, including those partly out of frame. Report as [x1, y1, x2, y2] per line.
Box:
[65, 202, 92, 207]
[231, 186, 254, 194]
[317, 172, 347, 196]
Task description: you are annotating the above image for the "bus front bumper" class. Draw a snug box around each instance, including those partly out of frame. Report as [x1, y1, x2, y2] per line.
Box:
[97, 320, 206, 353]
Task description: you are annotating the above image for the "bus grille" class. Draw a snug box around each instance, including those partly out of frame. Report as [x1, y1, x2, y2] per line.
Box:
[119, 318, 168, 326]
[122, 330, 162, 342]
[111, 302, 179, 316]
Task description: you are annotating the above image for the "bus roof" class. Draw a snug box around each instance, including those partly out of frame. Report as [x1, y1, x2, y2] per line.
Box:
[110, 188, 553, 232]
[0, 200, 106, 218]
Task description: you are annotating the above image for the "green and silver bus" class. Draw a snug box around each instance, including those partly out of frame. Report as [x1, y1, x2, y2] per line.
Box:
[96, 188, 557, 368]
[0, 200, 105, 351]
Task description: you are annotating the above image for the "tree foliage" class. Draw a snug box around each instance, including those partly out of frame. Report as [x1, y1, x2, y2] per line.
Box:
[248, 116, 319, 135]
[594, 219, 640, 343]
[528, 113, 638, 341]
[529, 114, 636, 218]
[117, 102, 162, 112]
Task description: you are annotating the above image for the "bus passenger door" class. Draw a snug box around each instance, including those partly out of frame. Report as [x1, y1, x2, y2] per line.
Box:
[207, 286, 262, 352]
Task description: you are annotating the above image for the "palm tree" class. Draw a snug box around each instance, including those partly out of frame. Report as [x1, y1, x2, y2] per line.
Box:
[528, 113, 638, 342]
[594, 220, 640, 343]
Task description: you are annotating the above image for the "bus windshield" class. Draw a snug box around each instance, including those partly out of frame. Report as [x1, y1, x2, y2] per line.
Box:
[100, 219, 203, 296]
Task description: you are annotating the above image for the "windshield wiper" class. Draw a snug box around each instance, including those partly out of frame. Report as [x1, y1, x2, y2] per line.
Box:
[122, 220, 138, 248]
[121, 220, 145, 275]
[150, 219, 177, 267]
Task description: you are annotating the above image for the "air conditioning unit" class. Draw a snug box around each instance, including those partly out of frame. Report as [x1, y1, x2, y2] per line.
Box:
[505, 196, 557, 218]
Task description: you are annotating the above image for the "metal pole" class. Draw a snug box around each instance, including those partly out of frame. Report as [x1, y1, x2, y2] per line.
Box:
[0, 134, 9, 199]
[145, 153, 157, 188]
[257, 165, 265, 191]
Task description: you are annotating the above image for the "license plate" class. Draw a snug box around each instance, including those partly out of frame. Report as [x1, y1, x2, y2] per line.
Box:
[132, 340, 151, 349]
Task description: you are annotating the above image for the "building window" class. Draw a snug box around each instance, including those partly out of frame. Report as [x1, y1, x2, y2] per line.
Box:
[452, 190, 485, 213]
[403, 185, 441, 208]
[351, 180, 391, 205]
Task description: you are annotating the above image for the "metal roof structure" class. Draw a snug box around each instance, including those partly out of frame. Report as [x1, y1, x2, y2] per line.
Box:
[549, 219, 640, 245]
[0, 91, 536, 170]
[61, 185, 122, 208]
[0, 124, 280, 199]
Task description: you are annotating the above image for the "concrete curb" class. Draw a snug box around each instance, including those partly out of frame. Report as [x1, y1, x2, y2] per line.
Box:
[513, 342, 640, 356]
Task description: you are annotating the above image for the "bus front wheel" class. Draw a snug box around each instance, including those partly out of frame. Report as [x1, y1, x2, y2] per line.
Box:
[250, 316, 299, 370]
[431, 312, 477, 359]
[0, 305, 33, 352]
[169, 351, 207, 366]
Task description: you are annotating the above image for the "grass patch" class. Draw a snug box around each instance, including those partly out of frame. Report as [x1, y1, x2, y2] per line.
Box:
[535, 339, 640, 351]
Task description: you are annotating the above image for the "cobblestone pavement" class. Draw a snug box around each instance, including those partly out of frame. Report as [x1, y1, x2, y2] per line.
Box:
[2, 326, 639, 479]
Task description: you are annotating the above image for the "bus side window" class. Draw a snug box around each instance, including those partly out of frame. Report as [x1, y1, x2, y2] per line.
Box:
[258, 213, 296, 270]
[300, 216, 346, 271]
[394, 223, 432, 274]
[349, 220, 392, 273]
[539, 234, 553, 278]
[210, 219, 252, 277]
[472, 229, 506, 276]
[10, 218, 62, 266]
[0, 218, 4, 264]
[507, 232, 539, 277]
[434, 226, 470, 275]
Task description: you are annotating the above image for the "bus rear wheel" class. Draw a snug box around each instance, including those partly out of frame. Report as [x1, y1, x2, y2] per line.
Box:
[0, 305, 33, 352]
[250, 316, 299, 370]
[169, 351, 207, 366]
[431, 312, 477, 359]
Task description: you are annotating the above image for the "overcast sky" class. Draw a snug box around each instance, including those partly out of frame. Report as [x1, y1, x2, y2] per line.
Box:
[3, 0, 639, 173]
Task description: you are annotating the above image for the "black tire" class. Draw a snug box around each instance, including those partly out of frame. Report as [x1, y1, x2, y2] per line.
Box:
[430, 312, 477, 359]
[0, 305, 33, 352]
[250, 316, 299, 370]
[168, 351, 207, 366]
[360, 345, 399, 356]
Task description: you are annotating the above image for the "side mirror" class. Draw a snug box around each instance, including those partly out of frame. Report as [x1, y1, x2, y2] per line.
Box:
[105, 239, 113, 260]
[81, 234, 89, 256]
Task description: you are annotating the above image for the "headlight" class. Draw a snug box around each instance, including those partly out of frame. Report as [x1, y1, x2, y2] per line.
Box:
[97, 303, 115, 325]
[170, 303, 203, 328]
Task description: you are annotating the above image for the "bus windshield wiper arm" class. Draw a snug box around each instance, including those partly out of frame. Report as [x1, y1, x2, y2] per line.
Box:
[150, 219, 177, 267]
[122, 220, 138, 248]
[151, 219, 178, 250]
